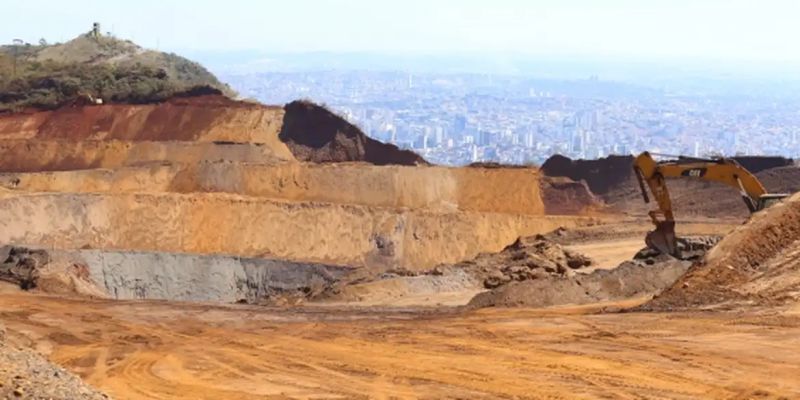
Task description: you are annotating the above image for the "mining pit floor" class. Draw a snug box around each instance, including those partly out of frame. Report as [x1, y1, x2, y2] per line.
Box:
[4, 221, 798, 399]
[2, 293, 800, 400]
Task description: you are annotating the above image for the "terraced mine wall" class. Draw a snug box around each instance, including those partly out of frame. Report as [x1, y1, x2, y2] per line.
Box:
[0, 97, 598, 276]
[0, 140, 286, 172]
[1, 163, 552, 215]
[0, 191, 595, 270]
[0, 96, 290, 153]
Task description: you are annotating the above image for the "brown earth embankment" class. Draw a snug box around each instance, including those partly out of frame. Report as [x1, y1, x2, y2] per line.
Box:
[0, 140, 286, 172]
[1, 163, 589, 215]
[0, 96, 295, 160]
[0, 191, 598, 270]
[644, 191, 800, 310]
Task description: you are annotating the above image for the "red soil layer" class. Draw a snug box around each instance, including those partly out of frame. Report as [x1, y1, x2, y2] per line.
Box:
[280, 101, 426, 166]
[0, 95, 284, 143]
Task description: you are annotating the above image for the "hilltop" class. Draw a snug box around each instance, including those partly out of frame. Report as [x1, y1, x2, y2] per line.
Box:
[0, 25, 234, 112]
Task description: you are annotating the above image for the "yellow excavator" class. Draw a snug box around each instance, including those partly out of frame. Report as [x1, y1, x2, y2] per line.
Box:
[633, 151, 788, 256]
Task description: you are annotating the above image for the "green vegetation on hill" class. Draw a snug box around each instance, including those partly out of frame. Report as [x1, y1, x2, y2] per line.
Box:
[0, 30, 234, 112]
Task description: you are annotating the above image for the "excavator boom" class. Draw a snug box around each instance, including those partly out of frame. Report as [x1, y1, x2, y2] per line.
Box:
[633, 152, 787, 256]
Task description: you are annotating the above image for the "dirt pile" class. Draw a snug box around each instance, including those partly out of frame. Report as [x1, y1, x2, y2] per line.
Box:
[643, 192, 800, 310]
[539, 176, 603, 214]
[280, 100, 426, 165]
[541, 154, 635, 196]
[441, 235, 594, 289]
[468, 258, 692, 308]
[0, 247, 49, 289]
[468, 234, 721, 309]
[0, 339, 110, 400]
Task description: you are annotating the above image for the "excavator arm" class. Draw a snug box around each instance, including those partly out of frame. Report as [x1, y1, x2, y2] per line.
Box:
[633, 151, 785, 256]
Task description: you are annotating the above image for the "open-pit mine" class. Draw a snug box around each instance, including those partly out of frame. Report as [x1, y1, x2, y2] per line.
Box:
[2, 94, 800, 399]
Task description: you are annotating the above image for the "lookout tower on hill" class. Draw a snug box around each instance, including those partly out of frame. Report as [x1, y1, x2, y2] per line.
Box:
[91, 22, 102, 38]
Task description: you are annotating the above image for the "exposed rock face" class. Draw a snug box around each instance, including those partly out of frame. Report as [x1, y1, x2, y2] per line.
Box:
[280, 100, 426, 165]
[0, 246, 350, 303]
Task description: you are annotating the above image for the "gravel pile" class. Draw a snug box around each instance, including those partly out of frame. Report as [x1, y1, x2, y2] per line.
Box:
[0, 325, 110, 400]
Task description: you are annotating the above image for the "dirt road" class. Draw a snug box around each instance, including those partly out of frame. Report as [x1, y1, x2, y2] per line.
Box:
[1, 293, 798, 399]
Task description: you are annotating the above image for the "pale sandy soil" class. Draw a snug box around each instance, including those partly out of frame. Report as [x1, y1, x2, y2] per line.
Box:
[1, 293, 798, 400]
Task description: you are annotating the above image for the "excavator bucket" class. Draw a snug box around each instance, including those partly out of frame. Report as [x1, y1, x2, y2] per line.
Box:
[645, 220, 678, 256]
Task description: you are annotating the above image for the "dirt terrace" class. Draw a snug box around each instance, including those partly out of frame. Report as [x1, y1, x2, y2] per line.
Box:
[1, 162, 556, 215]
[0, 191, 598, 270]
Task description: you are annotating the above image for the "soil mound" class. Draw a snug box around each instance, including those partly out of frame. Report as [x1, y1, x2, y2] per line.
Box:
[468, 259, 691, 308]
[439, 235, 594, 289]
[643, 192, 800, 310]
[539, 176, 603, 214]
[541, 154, 633, 195]
[468, 235, 720, 309]
[0, 247, 49, 289]
[280, 100, 426, 165]
[0, 341, 110, 400]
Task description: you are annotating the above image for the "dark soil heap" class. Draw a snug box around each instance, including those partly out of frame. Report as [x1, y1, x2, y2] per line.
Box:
[0, 246, 49, 290]
[280, 100, 426, 165]
[541, 154, 635, 196]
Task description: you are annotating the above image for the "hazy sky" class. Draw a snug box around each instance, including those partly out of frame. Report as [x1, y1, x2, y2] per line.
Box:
[3, 0, 800, 64]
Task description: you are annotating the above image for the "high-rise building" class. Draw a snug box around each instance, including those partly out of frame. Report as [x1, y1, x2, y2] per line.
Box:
[453, 115, 467, 134]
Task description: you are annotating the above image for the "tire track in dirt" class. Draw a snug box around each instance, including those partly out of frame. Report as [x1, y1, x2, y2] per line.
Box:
[2, 293, 800, 399]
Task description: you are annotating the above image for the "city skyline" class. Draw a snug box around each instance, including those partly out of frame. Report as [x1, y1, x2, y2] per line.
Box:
[222, 69, 800, 166]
